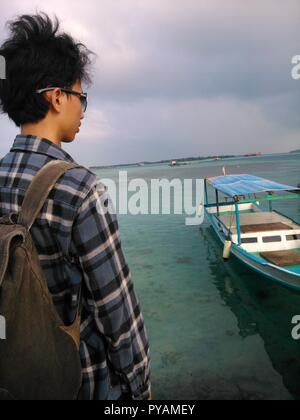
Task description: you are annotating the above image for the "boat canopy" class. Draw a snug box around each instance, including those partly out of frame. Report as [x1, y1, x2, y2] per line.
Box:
[207, 174, 300, 197]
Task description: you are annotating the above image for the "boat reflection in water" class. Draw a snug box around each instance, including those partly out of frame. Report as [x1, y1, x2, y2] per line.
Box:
[200, 225, 300, 400]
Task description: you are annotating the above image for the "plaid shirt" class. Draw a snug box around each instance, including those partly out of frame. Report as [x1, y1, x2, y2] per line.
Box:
[0, 134, 151, 400]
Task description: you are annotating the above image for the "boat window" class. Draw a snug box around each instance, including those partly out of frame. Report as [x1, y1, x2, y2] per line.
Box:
[286, 234, 300, 241]
[262, 236, 282, 243]
[241, 237, 258, 244]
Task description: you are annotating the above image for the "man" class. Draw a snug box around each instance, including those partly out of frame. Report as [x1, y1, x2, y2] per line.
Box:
[0, 12, 151, 400]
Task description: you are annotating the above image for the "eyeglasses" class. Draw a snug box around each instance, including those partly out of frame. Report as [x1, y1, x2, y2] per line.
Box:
[36, 87, 88, 113]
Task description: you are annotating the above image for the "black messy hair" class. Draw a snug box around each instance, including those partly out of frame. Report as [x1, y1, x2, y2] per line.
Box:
[0, 12, 95, 127]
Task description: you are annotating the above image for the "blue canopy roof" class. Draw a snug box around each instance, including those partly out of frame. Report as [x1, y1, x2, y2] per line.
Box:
[207, 174, 300, 197]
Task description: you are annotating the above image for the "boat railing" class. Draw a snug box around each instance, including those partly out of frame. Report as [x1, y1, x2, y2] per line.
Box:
[205, 201, 236, 209]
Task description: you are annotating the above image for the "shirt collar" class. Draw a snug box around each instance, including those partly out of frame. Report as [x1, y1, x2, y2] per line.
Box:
[10, 135, 76, 163]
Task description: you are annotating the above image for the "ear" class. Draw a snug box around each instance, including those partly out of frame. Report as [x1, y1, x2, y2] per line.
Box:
[47, 88, 63, 113]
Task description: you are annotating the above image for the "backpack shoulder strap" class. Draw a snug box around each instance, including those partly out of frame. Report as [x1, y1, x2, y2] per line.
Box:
[17, 160, 83, 231]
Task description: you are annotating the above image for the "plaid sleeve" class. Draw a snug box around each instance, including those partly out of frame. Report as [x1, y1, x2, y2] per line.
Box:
[70, 182, 151, 400]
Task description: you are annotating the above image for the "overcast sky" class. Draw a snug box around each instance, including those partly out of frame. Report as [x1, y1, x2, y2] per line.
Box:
[0, 0, 299, 166]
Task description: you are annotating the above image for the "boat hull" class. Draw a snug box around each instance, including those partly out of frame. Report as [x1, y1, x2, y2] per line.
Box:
[205, 209, 300, 292]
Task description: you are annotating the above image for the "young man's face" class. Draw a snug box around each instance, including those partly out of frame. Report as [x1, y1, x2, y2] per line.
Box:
[60, 80, 85, 143]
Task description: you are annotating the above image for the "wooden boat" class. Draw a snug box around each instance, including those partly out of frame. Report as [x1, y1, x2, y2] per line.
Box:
[204, 174, 300, 291]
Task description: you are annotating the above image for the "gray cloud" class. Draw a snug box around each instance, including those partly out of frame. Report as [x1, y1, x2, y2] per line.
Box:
[0, 0, 299, 166]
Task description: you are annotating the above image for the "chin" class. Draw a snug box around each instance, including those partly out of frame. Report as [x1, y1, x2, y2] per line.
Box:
[62, 136, 76, 144]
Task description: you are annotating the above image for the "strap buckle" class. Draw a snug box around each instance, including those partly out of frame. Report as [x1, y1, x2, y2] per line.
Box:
[0, 212, 20, 225]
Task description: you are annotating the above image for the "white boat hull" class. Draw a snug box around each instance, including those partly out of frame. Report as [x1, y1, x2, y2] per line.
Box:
[206, 209, 300, 292]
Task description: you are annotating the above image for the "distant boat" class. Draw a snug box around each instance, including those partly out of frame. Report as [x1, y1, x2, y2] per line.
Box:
[169, 160, 179, 167]
[203, 174, 300, 291]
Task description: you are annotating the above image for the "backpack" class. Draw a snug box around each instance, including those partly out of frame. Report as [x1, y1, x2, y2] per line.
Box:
[0, 159, 85, 400]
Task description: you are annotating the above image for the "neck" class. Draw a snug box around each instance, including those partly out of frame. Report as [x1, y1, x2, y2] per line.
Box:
[20, 123, 62, 148]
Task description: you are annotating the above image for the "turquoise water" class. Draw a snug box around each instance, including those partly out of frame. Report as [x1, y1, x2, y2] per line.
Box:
[92, 152, 300, 400]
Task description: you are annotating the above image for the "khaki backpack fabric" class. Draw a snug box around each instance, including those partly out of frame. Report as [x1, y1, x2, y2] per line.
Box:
[0, 160, 84, 400]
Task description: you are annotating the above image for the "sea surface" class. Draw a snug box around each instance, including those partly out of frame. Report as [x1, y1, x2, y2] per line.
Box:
[92, 152, 300, 400]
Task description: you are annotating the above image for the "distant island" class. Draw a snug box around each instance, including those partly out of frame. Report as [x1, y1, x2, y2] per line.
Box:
[90, 154, 235, 170]
[290, 149, 300, 153]
[89, 152, 262, 170]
